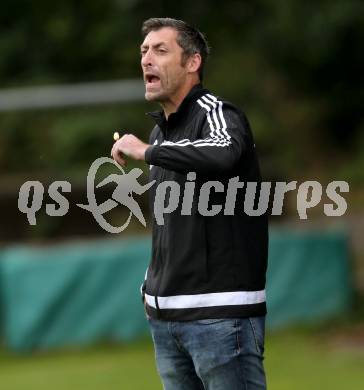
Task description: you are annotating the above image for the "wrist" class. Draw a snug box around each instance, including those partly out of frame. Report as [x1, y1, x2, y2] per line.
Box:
[139, 144, 150, 161]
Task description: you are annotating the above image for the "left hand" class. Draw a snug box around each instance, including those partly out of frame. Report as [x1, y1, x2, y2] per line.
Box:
[111, 134, 150, 166]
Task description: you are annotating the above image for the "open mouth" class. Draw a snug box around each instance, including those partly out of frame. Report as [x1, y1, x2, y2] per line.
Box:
[145, 74, 161, 86]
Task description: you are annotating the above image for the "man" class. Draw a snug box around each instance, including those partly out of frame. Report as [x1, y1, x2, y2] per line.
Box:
[111, 17, 268, 390]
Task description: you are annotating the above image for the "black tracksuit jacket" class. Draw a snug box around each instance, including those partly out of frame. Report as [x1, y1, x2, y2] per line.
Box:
[142, 83, 268, 321]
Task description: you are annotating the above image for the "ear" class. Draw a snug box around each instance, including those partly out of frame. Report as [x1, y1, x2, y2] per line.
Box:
[186, 53, 202, 75]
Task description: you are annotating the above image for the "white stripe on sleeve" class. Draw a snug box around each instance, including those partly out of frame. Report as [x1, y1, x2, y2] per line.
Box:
[159, 94, 231, 148]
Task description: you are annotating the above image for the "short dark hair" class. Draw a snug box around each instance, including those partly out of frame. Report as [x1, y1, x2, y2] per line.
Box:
[142, 17, 210, 81]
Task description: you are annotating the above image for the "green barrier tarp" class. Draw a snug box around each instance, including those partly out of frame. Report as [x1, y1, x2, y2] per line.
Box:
[0, 230, 353, 351]
[0, 237, 151, 351]
[266, 229, 352, 329]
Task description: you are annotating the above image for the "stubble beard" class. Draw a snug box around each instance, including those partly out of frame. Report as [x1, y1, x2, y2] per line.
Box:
[145, 90, 168, 103]
[144, 73, 185, 105]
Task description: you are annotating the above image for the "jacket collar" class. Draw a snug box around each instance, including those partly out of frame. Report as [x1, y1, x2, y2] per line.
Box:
[147, 83, 208, 129]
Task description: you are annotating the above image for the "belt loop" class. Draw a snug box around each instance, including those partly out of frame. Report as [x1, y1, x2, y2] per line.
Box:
[154, 296, 162, 319]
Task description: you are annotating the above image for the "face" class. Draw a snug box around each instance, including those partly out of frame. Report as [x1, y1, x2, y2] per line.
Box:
[140, 27, 189, 102]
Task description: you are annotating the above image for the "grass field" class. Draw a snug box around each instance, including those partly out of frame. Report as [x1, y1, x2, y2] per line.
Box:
[1, 330, 363, 390]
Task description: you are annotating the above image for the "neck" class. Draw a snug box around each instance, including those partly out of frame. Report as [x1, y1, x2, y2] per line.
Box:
[161, 79, 200, 119]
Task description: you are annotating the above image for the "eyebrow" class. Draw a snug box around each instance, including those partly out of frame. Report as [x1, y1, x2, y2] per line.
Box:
[140, 42, 167, 50]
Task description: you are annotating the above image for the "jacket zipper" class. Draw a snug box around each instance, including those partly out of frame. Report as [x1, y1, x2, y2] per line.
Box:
[154, 169, 165, 318]
[154, 126, 168, 318]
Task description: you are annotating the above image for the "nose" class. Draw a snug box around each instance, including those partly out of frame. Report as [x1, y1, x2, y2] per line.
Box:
[141, 49, 153, 68]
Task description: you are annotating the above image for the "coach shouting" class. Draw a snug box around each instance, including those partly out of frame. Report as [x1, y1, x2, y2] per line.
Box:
[111, 17, 268, 390]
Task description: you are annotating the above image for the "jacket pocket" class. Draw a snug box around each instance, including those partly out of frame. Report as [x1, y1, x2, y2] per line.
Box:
[159, 214, 208, 295]
[204, 215, 235, 289]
